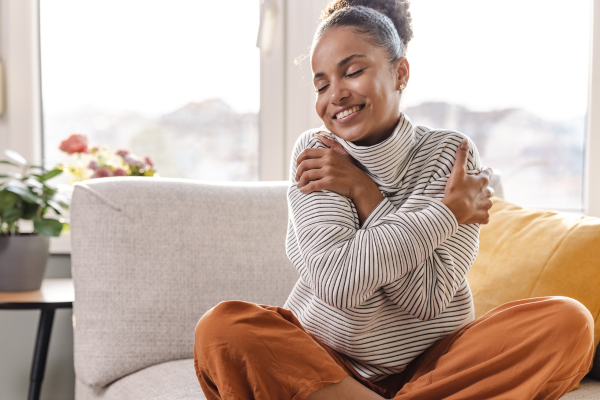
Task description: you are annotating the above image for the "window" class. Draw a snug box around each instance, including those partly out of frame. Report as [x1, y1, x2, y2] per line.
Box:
[40, 0, 260, 182]
[403, 0, 591, 211]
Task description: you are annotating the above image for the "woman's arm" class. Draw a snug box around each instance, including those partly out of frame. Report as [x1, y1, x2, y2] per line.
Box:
[288, 130, 486, 318]
[296, 134, 493, 226]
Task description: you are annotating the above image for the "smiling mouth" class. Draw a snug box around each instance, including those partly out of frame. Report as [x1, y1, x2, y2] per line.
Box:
[333, 104, 365, 120]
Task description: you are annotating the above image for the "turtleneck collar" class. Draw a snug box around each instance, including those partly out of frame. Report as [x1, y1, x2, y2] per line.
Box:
[320, 112, 417, 190]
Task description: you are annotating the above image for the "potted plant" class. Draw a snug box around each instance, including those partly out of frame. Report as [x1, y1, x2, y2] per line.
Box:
[0, 150, 68, 292]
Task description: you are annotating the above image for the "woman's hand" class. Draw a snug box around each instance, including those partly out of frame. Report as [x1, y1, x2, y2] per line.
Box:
[441, 139, 494, 225]
[295, 132, 383, 224]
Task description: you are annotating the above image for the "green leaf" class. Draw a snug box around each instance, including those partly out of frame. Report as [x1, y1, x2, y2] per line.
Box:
[38, 168, 63, 182]
[42, 187, 57, 199]
[0, 190, 19, 212]
[34, 218, 64, 237]
[1, 208, 23, 224]
[0, 173, 23, 180]
[0, 160, 19, 167]
[21, 202, 40, 220]
[50, 193, 69, 209]
[5, 181, 43, 205]
[4, 149, 27, 165]
[47, 200, 67, 215]
[25, 178, 44, 189]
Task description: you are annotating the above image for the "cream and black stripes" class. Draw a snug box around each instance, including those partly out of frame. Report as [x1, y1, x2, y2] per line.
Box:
[283, 112, 481, 382]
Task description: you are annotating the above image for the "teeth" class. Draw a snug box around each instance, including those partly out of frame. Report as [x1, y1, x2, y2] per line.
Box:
[336, 106, 361, 120]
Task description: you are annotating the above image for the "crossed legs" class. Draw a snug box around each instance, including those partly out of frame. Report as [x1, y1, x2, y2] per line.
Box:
[194, 297, 594, 400]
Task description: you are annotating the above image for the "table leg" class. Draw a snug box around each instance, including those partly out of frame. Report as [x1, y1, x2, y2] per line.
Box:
[28, 309, 55, 400]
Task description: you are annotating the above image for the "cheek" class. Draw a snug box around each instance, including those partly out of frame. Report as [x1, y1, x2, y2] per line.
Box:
[315, 96, 327, 120]
[349, 75, 386, 108]
[367, 78, 396, 112]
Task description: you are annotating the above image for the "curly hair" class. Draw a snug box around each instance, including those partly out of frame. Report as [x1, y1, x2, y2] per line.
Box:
[315, 0, 413, 61]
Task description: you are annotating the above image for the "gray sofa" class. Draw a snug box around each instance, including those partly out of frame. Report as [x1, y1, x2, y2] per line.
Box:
[70, 176, 599, 399]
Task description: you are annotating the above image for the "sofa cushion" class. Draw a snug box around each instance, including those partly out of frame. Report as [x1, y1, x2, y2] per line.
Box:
[76, 359, 205, 399]
[74, 360, 600, 399]
[561, 378, 600, 399]
[466, 198, 600, 377]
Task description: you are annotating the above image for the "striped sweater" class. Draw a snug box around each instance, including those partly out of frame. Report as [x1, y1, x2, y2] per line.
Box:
[283, 112, 481, 382]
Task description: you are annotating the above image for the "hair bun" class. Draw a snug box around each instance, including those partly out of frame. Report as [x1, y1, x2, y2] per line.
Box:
[320, 0, 413, 48]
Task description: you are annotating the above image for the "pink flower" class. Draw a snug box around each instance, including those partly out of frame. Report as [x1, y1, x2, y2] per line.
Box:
[113, 168, 127, 176]
[116, 149, 130, 157]
[124, 154, 140, 166]
[88, 160, 98, 171]
[143, 156, 154, 168]
[59, 134, 88, 154]
[95, 167, 112, 178]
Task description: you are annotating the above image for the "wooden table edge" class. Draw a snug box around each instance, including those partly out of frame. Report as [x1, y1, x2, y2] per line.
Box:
[0, 301, 73, 310]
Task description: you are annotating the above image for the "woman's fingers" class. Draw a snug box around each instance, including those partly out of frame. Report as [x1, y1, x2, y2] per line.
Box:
[447, 140, 469, 188]
[477, 167, 492, 189]
[317, 134, 349, 155]
[464, 197, 494, 224]
[297, 168, 326, 190]
[295, 158, 324, 182]
[483, 186, 495, 198]
[479, 166, 494, 179]
[299, 175, 334, 194]
[296, 148, 328, 167]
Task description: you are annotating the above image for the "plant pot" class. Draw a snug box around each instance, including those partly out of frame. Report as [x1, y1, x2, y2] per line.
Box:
[0, 233, 50, 292]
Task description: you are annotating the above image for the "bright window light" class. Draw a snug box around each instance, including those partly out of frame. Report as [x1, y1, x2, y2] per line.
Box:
[404, 0, 590, 210]
[40, 0, 260, 181]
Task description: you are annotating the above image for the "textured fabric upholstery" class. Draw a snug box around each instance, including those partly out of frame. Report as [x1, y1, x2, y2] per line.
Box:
[562, 379, 600, 400]
[74, 359, 600, 400]
[72, 174, 600, 399]
[75, 359, 204, 400]
[71, 178, 298, 388]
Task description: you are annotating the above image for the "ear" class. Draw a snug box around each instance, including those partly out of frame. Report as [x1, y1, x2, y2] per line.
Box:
[395, 57, 410, 91]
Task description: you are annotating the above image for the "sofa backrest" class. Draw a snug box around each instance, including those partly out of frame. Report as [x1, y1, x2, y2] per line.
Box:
[70, 178, 297, 388]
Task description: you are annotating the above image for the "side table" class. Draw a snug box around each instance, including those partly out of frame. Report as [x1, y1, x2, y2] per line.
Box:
[0, 279, 74, 400]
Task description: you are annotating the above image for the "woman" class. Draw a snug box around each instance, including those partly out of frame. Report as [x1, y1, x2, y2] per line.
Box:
[194, 1, 594, 399]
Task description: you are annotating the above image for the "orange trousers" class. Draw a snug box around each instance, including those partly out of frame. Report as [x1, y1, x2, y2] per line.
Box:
[194, 296, 594, 400]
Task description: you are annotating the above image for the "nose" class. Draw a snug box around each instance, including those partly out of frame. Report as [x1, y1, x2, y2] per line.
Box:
[330, 79, 350, 105]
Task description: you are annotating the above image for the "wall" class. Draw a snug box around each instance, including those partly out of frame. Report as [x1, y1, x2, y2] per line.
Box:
[0, 255, 74, 400]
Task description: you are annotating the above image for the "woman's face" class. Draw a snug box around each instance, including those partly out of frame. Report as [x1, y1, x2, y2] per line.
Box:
[311, 27, 409, 147]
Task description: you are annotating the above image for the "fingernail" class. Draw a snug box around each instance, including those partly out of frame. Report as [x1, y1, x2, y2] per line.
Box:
[461, 141, 469, 150]
[316, 131, 335, 140]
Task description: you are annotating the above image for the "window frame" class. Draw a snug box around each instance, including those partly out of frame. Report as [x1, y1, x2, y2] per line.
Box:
[2, 0, 599, 254]
[585, 0, 600, 217]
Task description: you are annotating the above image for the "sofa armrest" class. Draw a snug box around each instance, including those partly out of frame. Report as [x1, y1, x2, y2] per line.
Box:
[71, 178, 298, 388]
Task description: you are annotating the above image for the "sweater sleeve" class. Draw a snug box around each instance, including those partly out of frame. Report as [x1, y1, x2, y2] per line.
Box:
[286, 130, 479, 316]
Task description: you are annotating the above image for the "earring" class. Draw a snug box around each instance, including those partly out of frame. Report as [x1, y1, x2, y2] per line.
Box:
[399, 84, 406, 91]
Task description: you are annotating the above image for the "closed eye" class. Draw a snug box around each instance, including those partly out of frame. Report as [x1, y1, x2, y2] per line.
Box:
[347, 69, 365, 78]
[315, 69, 364, 93]
[316, 84, 329, 94]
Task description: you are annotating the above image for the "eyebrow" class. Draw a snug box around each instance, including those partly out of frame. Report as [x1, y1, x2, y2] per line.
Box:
[313, 54, 367, 80]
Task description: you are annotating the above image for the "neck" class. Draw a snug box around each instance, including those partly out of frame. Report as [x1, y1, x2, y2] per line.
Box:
[351, 115, 401, 147]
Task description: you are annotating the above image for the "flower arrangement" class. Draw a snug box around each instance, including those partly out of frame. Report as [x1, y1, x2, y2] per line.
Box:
[57, 133, 156, 182]
[0, 150, 67, 236]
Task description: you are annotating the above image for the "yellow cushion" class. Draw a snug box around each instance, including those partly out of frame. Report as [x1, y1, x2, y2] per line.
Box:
[467, 197, 600, 371]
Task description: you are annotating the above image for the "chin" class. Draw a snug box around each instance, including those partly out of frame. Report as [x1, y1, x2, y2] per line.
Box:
[328, 123, 370, 144]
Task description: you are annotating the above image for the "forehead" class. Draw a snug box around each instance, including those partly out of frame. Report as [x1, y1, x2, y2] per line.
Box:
[311, 26, 383, 73]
